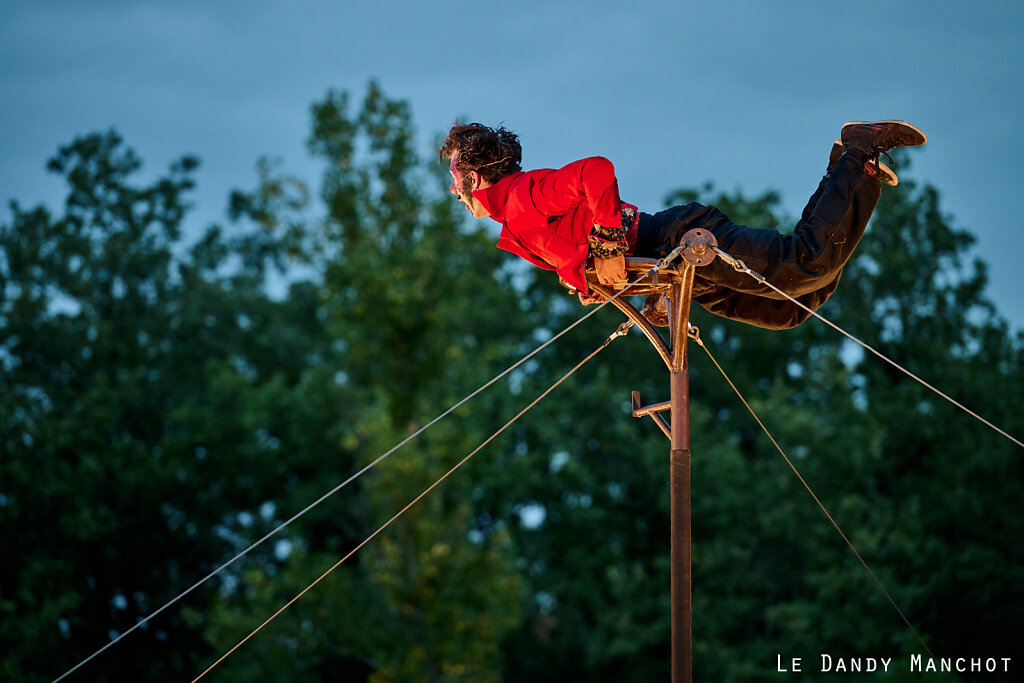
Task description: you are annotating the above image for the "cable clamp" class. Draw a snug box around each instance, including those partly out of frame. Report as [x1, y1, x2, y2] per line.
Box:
[711, 245, 746, 272]
[657, 244, 687, 270]
[711, 246, 769, 284]
[608, 320, 635, 342]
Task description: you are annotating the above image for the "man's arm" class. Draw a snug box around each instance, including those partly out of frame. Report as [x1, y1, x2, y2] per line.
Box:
[530, 156, 630, 292]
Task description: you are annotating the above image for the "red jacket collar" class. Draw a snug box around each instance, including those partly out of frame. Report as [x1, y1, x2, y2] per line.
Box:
[473, 172, 521, 222]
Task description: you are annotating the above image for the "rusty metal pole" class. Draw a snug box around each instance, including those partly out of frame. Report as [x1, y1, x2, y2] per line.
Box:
[668, 266, 696, 683]
[596, 228, 715, 683]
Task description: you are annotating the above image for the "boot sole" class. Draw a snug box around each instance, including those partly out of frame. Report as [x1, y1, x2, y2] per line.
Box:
[866, 160, 899, 186]
[842, 120, 927, 147]
[833, 140, 899, 185]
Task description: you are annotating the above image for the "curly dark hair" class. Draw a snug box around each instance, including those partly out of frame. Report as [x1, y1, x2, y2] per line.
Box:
[440, 122, 522, 184]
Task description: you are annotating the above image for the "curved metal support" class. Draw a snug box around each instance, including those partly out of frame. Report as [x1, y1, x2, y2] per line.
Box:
[590, 283, 672, 369]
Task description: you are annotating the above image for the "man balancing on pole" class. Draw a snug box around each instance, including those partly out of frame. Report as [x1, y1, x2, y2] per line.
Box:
[440, 120, 926, 330]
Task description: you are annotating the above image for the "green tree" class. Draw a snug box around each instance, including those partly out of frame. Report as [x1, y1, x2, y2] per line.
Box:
[0, 133, 222, 681]
[0, 130, 364, 681]
[201, 83, 531, 682]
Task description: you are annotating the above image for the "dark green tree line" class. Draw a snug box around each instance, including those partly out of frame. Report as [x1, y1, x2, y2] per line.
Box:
[202, 84, 532, 682]
[3, 83, 1021, 682]
[0, 126, 376, 680]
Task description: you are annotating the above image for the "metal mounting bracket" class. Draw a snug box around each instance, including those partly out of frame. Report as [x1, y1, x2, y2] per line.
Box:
[631, 390, 671, 441]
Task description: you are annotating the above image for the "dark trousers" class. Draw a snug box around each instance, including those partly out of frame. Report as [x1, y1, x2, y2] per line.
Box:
[634, 148, 881, 329]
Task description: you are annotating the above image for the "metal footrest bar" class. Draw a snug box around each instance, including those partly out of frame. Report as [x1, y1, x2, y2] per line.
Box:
[632, 391, 671, 441]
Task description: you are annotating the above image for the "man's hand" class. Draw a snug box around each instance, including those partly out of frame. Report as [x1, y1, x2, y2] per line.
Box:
[559, 276, 604, 305]
[594, 255, 627, 286]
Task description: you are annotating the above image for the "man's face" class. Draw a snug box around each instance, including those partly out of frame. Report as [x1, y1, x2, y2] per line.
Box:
[449, 152, 490, 218]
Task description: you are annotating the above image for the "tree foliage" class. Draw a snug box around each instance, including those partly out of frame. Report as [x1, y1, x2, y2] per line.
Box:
[2, 85, 1021, 682]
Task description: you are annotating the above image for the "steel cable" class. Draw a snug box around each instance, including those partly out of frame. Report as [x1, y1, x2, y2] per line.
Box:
[711, 246, 1023, 450]
[53, 252, 679, 682]
[689, 327, 954, 683]
[190, 321, 633, 681]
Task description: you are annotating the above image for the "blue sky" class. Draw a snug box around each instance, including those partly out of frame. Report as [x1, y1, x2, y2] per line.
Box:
[2, 0, 1022, 330]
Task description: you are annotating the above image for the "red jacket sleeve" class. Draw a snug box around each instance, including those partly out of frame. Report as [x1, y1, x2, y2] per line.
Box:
[527, 157, 623, 229]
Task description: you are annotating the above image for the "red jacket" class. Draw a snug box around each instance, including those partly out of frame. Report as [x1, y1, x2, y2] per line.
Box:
[472, 157, 637, 293]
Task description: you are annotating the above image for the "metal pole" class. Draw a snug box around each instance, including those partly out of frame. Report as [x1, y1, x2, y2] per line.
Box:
[668, 267, 695, 683]
[602, 229, 714, 682]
